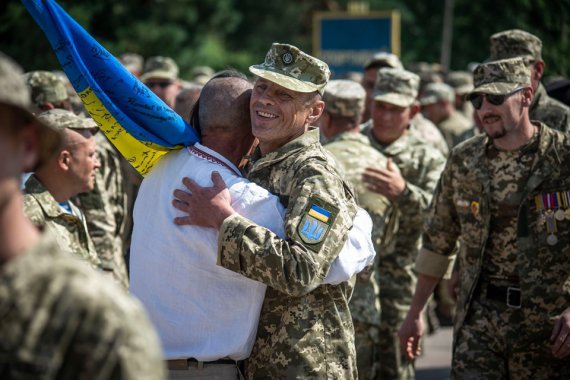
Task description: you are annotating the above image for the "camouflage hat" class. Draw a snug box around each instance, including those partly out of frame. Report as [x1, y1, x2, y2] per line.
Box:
[0, 52, 61, 164]
[373, 68, 420, 107]
[191, 66, 214, 85]
[37, 109, 98, 133]
[249, 43, 330, 95]
[24, 70, 68, 106]
[446, 71, 474, 95]
[119, 53, 143, 73]
[323, 79, 366, 118]
[364, 52, 403, 70]
[489, 29, 542, 62]
[140, 56, 179, 82]
[467, 57, 531, 98]
[419, 82, 455, 105]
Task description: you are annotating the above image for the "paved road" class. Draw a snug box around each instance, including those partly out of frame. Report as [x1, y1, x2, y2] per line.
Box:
[416, 326, 453, 380]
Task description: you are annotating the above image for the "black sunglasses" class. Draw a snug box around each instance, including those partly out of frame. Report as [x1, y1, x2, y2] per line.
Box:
[146, 81, 174, 89]
[469, 87, 525, 110]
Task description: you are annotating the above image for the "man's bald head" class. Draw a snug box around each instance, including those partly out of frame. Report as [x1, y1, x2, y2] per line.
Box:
[198, 72, 253, 138]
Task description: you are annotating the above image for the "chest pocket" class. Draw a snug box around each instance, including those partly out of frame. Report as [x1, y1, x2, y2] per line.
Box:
[452, 190, 484, 245]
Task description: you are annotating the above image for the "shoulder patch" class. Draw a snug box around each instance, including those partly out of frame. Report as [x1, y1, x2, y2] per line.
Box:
[296, 196, 339, 249]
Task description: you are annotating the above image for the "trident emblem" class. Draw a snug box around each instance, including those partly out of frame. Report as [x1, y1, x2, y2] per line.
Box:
[301, 218, 325, 241]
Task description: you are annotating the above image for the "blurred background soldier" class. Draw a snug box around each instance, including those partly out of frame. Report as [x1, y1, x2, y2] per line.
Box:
[489, 29, 570, 133]
[119, 52, 144, 78]
[141, 56, 181, 109]
[24, 70, 72, 114]
[446, 70, 475, 123]
[319, 79, 396, 379]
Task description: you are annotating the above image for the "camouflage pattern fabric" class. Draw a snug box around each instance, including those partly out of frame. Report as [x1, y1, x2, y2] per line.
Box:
[140, 56, 179, 82]
[249, 43, 330, 95]
[323, 80, 366, 118]
[469, 57, 531, 96]
[73, 133, 129, 289]
[0, 231, 166, 380]
[415, 124, 570, 376]
[437, 109, 474, 149]
[408, 114, 450, 157]
[373, 68, 420, 108]
[24, 70, 68, 106]
[324, 131, 396, 380]
[218, 128, 359, 379]
[489, 29, 543, 61]
[530, 83, 570, 133]
[23, 174, 101, 270]
[362, 124, 446, 380]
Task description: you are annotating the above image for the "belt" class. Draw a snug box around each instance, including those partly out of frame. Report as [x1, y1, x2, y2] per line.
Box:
[167, 358, 241, 370]
[486, 283, 522, 309]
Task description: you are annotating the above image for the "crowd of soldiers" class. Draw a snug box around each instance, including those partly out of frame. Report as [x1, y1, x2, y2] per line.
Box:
[1, 26, 570, 380]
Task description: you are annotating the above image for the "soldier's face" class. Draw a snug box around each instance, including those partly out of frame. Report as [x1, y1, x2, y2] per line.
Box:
[476, 88, 529, 139]
[361, 68, 378, 121]
[371, 100, 414, 144]
[145, 78, 181, 109]
[250, 78, 323, 154]
[65, 131, 100, 194]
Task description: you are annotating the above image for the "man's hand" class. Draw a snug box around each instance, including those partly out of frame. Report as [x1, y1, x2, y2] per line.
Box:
[172, 171, 235, 229]
[551, 307, 570, 358]
[398, 311, 425, 361]
[362, 159, 406, 200]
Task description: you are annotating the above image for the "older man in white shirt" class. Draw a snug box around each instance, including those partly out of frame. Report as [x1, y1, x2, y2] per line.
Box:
[130, 71, 375, 380]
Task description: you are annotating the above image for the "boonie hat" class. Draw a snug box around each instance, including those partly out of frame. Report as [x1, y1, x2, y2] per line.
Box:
[373, 68, 420, 107]
[467, 57, 531, 99]
[249, 43, 330, 95]
[323, 79, 366, 118]
[0, 52, 61, 165]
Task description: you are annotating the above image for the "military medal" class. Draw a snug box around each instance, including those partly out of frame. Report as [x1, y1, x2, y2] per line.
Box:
[555, 209, 565, 221]
[547, 234, 558, 246]
[545, 211, 558, 246]
[470, 201, 480, 218]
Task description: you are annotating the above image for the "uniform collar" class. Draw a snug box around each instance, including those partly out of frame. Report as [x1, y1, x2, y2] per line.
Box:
[24, 175, 70, 219]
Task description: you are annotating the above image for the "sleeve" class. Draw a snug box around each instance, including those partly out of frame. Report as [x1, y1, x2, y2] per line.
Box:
[415, 156, 460, 279]
[217, 162, 357, 297]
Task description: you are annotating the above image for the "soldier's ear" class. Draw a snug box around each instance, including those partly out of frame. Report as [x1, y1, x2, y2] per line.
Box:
[306, 98, 325, 125]
[58, 150, 71, 171]
[409, 102, 420, 119]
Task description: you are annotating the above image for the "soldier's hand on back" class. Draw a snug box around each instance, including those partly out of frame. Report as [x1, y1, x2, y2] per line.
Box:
[362, 159, 406, 201]
[551, 307, 570, 358]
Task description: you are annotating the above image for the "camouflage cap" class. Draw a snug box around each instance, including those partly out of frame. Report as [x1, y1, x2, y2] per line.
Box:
[363, 52, 403, 70]
[24, 70, 68, 106]
[141, 56, 179, 82]
[249, 43, 330, 95]
[419, 82, 455, 105]
[373, 68, 420, 107]
[467, 57, 531, 98]
[119, 53, 143, 73]
[191, 66, 215, 85]
[0, 52, 61, 165]
[37, 109, 98, 133]
[446, 71, 474, 94]
[489, 29, 542, 62]
[323, 79, 366, 118]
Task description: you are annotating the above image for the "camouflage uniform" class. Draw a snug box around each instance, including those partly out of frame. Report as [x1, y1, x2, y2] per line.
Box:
[409, 113, 449, 156]
[74, 132, 130, 288]
[24, 174, 101, 270]
[365, 68, 447, 380]
[322, 80, 396, 380]
[446, 71, 475, 123]
[24, 70, 68, 107]
[419, 82, 473, 148]
[489, 29, 570, 133]
[417, 58, 570, 378]
[0, 230, 166, 380]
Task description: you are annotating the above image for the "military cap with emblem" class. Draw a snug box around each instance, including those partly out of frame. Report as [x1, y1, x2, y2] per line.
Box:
[249, 42, 330, 95]
[363, 52, 403, 70]
[323, 79, 366, 118]
[466, 57, 531, 100]
[140, 56, 179, 82]
[489, 29, 543, 62]
[24, 70, 68, 106]
[0, 52, 61, 166]
[419, 82, 455, 106]
[373, 68, 420, 107]
[447, 71, 474, 95]
[37, 109, 99, 133]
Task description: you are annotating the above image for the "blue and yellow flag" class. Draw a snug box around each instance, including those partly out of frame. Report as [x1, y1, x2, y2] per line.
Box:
[22, 0, 200, 176]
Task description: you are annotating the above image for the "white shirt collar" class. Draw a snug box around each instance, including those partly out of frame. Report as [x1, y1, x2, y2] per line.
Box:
[187, 143, 241, 177]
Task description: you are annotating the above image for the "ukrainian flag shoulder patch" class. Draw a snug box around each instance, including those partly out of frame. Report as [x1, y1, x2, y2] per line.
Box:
[297, 196, 339, 247]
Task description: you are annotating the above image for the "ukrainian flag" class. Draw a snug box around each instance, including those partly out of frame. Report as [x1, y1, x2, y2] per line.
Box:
[308, 204, 331, 223]
[22, 0, 200, 176]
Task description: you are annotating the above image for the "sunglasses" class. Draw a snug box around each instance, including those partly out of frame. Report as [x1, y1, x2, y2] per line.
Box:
[469, 87, 525, 110]
[146, 81, 174, 89]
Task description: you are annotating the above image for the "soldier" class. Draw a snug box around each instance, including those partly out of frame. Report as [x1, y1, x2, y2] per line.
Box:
[398, 57, 570, 378]
[489, 29, 570, 133]
[23, 109, 101, 270]
[119, 52, 144, 78]
[419, 82, 473, 149]
[361, 53, 449, 157]
[319, 79, 396, 379]
[141, 56, 181, 109]
[0, 52, 165, 380]
[172, 43, 360, 379]
[446, 70, 475, 122]
[24, 70, 72, 113]
[361, 68, 446, 380]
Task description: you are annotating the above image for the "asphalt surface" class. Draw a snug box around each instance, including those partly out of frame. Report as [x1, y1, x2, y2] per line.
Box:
[416, 326, 453, 380]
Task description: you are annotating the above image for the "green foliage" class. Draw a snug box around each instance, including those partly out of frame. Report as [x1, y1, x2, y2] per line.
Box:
[1, 0, 569, 78]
